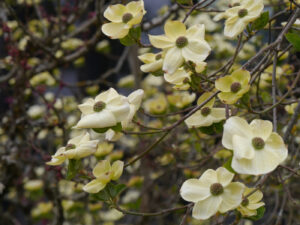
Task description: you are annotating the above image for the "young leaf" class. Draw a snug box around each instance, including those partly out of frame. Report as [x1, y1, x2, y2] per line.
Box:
[92, 127, 110, 133]
[120, 34, 136, 46]
[223, 156, 236, 174]
[107, 183, 127, 198]
[285, 32, 300, 51]
[246, 206, 266, 221]
[129, 26, 141, 41]
[92, 189, 111, 202]
[252, 11, 269, 30]
[111, 122, 122, 132]
[66, 159, 82, 180]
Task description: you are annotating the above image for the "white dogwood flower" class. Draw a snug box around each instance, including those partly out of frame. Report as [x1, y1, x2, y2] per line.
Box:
[180, 167, 245, 220]
[222, 116, 288, 175]
[149, 20, 211, 74]
[214, 0, 264, 38]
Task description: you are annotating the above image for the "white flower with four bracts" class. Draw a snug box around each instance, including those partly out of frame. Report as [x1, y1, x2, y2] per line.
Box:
[102, 0, 146, 39]
[47, 132, 98, 166]
[180, 167, 245, 220]
[185, 92, 226, 128]
[83, 160, 124, 193]
[149, 20, 211, 74]
[222, 116, 288, 175]
[214, 0, 264, 38]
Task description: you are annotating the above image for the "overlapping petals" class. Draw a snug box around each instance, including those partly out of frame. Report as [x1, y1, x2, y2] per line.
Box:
[47, 132, 98, 166]
[215, 69, 250, 104]
[222, 116, 288, 175]
[185, 92, 226, 128]
[214, 0, 264, 38]
[149, 21, 211, 74]
[180, 167, 244, 220]
[83, 160, 124, 193]
[102, 0, 146, 39]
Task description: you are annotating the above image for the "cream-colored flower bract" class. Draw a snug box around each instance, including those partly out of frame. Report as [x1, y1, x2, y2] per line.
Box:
[214, 0, 264, 38]
[185, 92, 226, 128]
[149, 21, 211, 74]
[167, 91, 196, 109]
[237, 187, 265, 217]
[222, 116, 288, 175]
[215, 69, 250, 104]
[164, 68, 192, 90]
[47, 132, 98, 166]
[74, 88, 130, 129]
[83, 160, 124, 193]
[180, 167, 245, 220]
[138, 52, 163, 73]
[122, 89, 144, 127]
[102, 0, 146, 39]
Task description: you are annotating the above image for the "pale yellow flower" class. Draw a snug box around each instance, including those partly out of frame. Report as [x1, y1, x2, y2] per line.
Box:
[164, 67, 192, 90]
[237, 187, 265, 217]
[30, 71, 56, 86]
[185, 92, 226, 128]
[285, 103, 297, 115]
[47, 132, 98, 165]
[149, 20, 211, 74]
[180, 167, 245, 220]
[122, 89, 144, 127]
[27, 105, 45, 119]
[74, 88, 130, 129]
[24, 180, 43, 191]
[102, 0, 146, 39]
[222, 116, 288, 175]
[167, 91, 196, 109]
[214, 0, 264, 38]
[83, 160, 124, 193]
[95, 142, 114, 157]
[61, 38, 84, 51]
[31, 202, 53, 219]
[215, 69, 250, 104]
[138, 52, 163, 73]
[143, 93, 168, 114]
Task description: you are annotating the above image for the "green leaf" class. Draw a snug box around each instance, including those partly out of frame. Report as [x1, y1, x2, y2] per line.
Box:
[213, 121, 224, 134]
[119, 27, 141, 46]
[120, 34, 136, 46]
[107, 183, 127, 198]
[176, 0, 193, 4]
[92, 127, 110, 133]
[151, 70, 164, 77]
[285, 32, 300, 51]
[246, 206, 266, 221]
[92, 123, 122, 133]
[223, 156, 236, 174]
[66, 159, 82, 180]
[91, 189, 111, 202]
[252, 11, 269, 30]
[111, 122, 122, 132]
[129, 26, 141, 41]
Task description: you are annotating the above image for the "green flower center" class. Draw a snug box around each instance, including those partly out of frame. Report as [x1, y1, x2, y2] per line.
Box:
[241, 198, 249, 206]
[230, 82, 241, 93]
[201, 107, 211, 116]
[93, 101, 106, 112]
[238, 9, 248, 18]
[155, 54, 162, 60]
[252, 137, 265, 150]
[65, 144, 76, 150]
[176, 36, 188, 48]
[210, 183, 224, 196]
[122, 13, 133, 23]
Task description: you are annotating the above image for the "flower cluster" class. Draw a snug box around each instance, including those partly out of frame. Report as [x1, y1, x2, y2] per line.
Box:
[47, 88, 144, 193]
